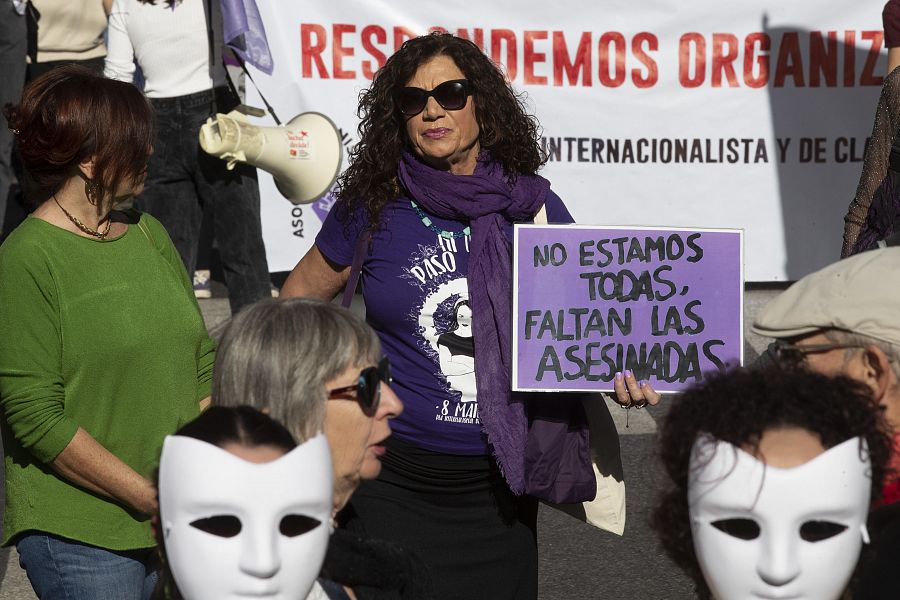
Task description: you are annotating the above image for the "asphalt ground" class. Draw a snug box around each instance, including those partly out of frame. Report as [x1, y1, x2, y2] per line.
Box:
[537, 404, 693, 599]
[0, 287, 782, 599]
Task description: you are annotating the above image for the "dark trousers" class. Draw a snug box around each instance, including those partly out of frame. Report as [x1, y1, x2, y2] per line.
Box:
[137, 88, 271, 314]
[0, 2, 26, 238]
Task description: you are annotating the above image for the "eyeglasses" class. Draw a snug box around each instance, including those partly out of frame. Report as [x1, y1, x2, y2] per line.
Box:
[327, 357, 392, 416]
[395, 79, 473, 116]
[772, 340, 865, 365]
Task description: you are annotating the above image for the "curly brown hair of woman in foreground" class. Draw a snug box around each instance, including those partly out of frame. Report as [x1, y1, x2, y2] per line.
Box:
[336, 32, 545, 231]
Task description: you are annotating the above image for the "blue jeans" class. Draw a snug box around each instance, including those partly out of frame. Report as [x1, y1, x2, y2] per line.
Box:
[17, 533, 158, 600]
[137, 88, 271, 314]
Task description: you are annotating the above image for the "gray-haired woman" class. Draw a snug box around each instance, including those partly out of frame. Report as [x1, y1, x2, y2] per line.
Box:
[213, 298, 403, 514]
[213, 298, 431, 600]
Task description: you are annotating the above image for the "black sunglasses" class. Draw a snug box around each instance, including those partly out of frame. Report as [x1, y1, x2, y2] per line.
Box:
[327, 356, 392, 416]
[772, 340, 865, 364]
[395, 79, 473, 116]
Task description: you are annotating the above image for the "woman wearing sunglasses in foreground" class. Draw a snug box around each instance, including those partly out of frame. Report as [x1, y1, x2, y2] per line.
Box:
[212, 298, 428, 599]
[281, 32, 658, 600]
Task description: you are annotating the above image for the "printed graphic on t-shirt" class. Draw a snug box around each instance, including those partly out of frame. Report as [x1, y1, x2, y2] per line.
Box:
[402, 234, 480, 426]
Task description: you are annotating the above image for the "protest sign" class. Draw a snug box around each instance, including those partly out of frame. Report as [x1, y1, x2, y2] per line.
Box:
[513, 225, 743, 393]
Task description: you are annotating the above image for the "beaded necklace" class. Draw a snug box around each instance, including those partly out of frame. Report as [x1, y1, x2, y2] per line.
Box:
[54, 197, 111, 239]
[409, 200, 470, 239]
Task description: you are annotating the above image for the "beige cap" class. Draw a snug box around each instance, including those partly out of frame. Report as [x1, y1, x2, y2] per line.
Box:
[752, 248, 900, 346]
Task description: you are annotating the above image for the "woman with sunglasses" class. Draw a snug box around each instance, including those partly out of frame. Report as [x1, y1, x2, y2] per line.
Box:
[213, 298, 402, 514]
[281, 32, 658, 600]
[212, 299, 429, 599]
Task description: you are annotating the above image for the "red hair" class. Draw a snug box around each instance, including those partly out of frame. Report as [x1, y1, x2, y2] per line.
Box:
[5, 65, 154, 207]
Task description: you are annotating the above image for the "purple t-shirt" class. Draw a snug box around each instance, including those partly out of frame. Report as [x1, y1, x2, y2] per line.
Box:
[317, 191, 573, 455]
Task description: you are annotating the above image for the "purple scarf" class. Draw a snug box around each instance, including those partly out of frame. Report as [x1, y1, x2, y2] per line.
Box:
[398, 151, 550, 494]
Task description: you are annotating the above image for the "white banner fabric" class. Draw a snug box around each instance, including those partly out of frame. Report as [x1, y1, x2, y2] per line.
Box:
[246, 0, 886, 281]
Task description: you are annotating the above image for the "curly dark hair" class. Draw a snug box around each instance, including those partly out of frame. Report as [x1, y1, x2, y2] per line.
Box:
[336, 32, 546, 230]
[651, 366, 893, 600]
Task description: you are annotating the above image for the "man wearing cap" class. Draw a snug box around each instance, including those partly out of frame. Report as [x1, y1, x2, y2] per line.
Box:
[753, 247, 900, 504]
[754, 247, 900, 600]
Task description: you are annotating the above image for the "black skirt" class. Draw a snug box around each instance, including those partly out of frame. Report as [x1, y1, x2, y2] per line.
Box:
[341, 437, 538, 600]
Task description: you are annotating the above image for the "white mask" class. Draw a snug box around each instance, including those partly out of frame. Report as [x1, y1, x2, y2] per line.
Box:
[159, 434, 333, 600]
[688, 435, 871, 600]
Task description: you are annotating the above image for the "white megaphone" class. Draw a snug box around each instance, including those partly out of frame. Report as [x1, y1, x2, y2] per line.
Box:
[199, 108, 342, 204]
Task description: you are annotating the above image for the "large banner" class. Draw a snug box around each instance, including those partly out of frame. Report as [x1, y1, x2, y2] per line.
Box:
[245, 0, 886, 281]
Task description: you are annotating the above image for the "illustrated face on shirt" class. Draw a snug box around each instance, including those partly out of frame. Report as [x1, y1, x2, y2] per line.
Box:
[687, 432, 871, 600]
[158, 434, 333, 600]
[452, 300, 472, 337]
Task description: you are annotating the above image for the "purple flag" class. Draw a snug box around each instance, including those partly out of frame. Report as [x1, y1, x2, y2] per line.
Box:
[220, 0, 274, 75]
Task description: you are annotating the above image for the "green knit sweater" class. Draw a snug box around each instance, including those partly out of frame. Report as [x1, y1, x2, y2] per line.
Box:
[0, 213, 215, 550]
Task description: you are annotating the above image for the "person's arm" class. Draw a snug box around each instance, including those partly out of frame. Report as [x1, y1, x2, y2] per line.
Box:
[52, 428, 157, 514]
[842, 71, 900, 255]
[438, 342, 471, 376]
[281, 245, 350, 300]
[102, 0, 113, 16]
[282, 199, 365, 300]
[103, 0, 136, 83]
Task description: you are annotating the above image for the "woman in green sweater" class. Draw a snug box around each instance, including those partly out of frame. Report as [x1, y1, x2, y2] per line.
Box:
[0, 65, 215, 599]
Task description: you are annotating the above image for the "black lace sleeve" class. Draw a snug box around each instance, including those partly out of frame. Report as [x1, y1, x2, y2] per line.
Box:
[842, 68, 900, 256]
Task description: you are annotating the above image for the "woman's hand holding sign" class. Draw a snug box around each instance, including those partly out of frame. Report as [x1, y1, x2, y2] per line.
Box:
[613, 370, 661, 408]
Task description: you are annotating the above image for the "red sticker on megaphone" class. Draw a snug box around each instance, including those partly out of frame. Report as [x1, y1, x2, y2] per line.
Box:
[286, 130, 312, 160]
